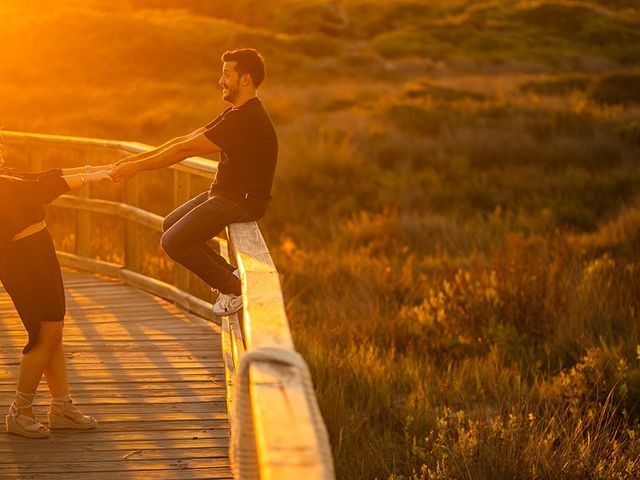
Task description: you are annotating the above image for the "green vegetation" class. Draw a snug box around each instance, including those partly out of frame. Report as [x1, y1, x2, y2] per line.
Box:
[2, 0, 640, 478]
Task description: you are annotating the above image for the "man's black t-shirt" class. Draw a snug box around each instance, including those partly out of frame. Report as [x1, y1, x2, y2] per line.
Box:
[204, 97, 278, 217]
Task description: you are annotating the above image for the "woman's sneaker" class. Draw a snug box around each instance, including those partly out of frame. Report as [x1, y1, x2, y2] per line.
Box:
[212, 293, 243, 316]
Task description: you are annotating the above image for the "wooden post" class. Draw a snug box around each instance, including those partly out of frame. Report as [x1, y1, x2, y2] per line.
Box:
[124, 175, 140, 272]
[27, 148, 42, 172]
[75, 152, 91, 257]
[173, 170, 191, 291]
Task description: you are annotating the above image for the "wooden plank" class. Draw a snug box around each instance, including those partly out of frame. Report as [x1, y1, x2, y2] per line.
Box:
[0, 376, 223, 386]
[0, 338, 221, 347]
[1, 420, 228, 433]
[0, 446, 230, 462]
[0, 345, 221, 353]
[124, 175, 141, 271]
[251, 362, 331, 479]
[229, 223, 293, 351]
[0, 402, 226, 414]
[2, 336, 219, 345]
[0, 393, 226, 402]
[0, 361, 223, 370]
[229, 313, 246, 368]
[0, 319, 215, 331]
[0, 391, 226, 401]
[76, 181, 92, 257]
[1, 458, 230, 473]
[220, 316, 236, 434]
[0, 470, 232, 480]
[0, 332, 216, 340]
[0, 396, 226, 406]
[0, 373, 230, 383]
[0, 438, 229, 451]
[0, 430, 229, 444]
[3, 455, 229, 478]
[0, 353, 220, 362]
[1, 352, 218, 367]
[33, 411, 229, 422]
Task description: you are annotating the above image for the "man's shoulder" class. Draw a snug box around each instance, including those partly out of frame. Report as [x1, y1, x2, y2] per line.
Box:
[236, 97, 271, 115]
[235, 99, 275, 128]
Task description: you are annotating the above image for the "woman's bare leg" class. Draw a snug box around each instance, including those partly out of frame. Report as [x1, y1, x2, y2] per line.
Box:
[14, 321, 63, 418]
[41, 324, 97, 428]
[43, 340, 69, 398]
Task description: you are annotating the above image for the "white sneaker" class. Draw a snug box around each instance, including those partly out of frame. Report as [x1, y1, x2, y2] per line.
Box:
[212, 293, 243, 316]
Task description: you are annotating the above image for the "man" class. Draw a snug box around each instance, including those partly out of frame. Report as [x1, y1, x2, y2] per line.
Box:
[110, 48, 278, 316]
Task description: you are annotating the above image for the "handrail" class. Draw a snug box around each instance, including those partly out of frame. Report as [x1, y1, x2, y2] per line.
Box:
[1, 130, 335, 480]
[54, 194, 164, 231]
[2, 129, 217, 175]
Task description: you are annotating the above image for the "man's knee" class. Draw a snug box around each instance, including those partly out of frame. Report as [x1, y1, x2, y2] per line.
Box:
[161, 231, 180, 257]
[162, 216, 174, 233]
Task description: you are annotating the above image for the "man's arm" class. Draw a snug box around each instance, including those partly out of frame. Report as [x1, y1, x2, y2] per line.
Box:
[116, 127, 208, 165]
[110, 133, 220, 182]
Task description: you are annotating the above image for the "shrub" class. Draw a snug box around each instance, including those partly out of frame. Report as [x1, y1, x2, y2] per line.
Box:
[591, 73, 640, 105]
[542, 344, 630, 408]
[520, 76, 592, 96]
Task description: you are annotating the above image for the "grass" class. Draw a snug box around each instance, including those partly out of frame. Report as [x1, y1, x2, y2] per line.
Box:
[2, 0, 640, 478]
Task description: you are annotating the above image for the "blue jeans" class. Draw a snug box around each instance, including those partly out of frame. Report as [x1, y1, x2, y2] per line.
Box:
[161, 192, 253, 295]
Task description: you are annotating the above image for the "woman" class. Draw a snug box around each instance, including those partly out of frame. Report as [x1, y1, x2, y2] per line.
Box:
[1, 153, 112, 438]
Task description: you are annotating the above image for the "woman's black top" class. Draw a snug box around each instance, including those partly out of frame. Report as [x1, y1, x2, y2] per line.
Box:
[0, 167, 70, 245]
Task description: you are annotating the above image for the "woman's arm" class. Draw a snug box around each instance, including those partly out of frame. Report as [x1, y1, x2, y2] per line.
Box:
[61, 164, 114, 175]
[3, 164, 113, 178]
[2, 167, 63, 180]
[62, 170, 112, 190]
[2, 170, 110, 205]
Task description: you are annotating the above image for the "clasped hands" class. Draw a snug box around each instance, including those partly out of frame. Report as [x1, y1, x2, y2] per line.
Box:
[109, 156, 139, 183]
[83, 156, 139, 184]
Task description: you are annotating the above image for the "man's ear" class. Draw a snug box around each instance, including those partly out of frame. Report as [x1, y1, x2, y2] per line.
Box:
[241, 73, 253, 87]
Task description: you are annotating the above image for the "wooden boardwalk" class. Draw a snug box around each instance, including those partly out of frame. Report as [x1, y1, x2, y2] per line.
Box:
[0, 267, 232, 479]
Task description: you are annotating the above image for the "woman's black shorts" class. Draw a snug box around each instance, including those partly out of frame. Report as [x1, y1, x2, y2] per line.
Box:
[0, 228, 65, 354]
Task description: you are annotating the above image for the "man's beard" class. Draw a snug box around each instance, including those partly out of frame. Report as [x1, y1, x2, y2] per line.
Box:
[222, 81, 239, 102]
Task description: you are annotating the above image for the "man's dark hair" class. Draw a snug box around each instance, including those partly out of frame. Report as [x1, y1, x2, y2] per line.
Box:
[222, 48, 266, 88]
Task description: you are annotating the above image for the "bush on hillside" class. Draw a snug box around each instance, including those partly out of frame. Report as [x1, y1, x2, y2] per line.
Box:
[591, 72, 640, 105]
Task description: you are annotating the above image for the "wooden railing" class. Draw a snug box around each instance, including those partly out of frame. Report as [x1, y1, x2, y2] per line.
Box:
[2, 130, 335, 480]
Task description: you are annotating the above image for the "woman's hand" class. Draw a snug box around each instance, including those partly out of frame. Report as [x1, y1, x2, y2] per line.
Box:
[62, 169, 113, 189]
[85, 170, 113, 183]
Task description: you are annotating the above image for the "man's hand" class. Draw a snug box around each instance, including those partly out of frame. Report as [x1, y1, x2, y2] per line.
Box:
[110, 163, 140, 183]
